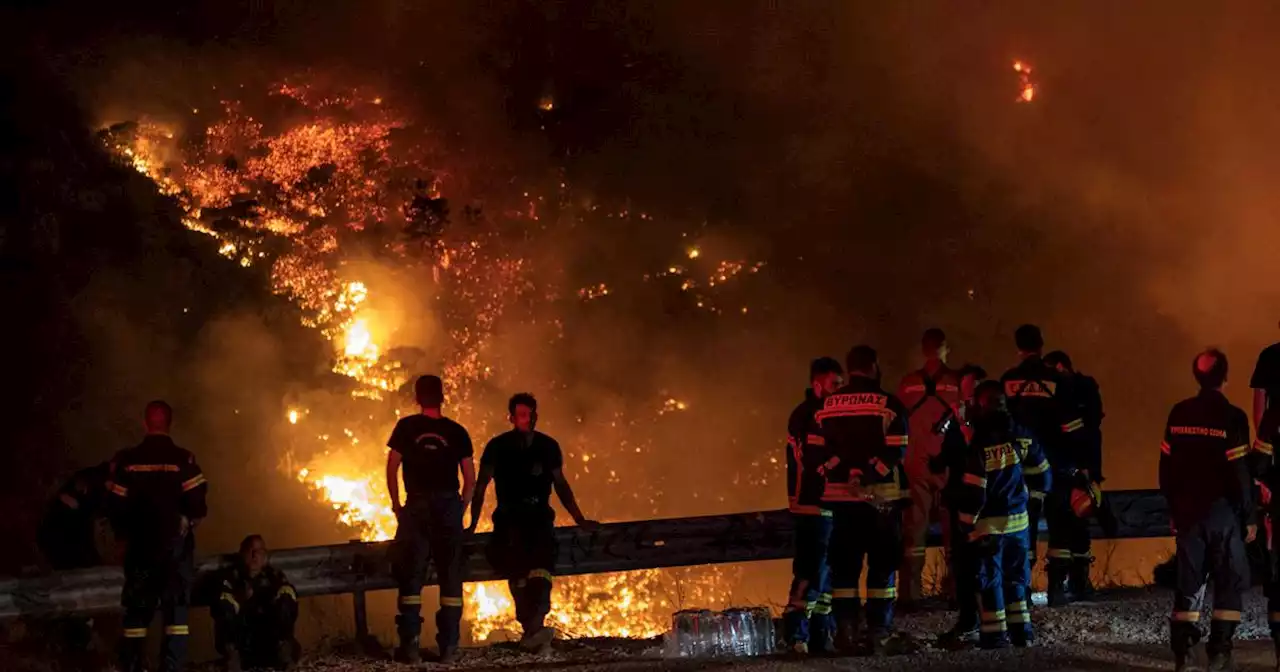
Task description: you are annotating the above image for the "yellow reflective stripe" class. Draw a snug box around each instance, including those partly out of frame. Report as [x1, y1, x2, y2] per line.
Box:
[980, 622, 1008, 633]
[1226, 445, 1249, 461]
[1062, 419, 1085, 433]
[1007, 612, 1029, 623]
[1007, 600, 1028, 612]
[399, 595, 422, 605]
[820, 593, 833, 601]
[528, 569, 554, 581]
[1046, 548, 1073, 559]
[981, 610, 1007, 620]
[813, 604, 832, 615]
[1160, 441, 1171, 455]
[1029, 490, 1047, 500]
[806, 434, 825, 446]
[107, 481, 129, 497]
[832, 588, 860, 599]
[1022, 460, 1049, 475]
[984, 444, 1020, 471]
[865, 587, 897, 599]
[1255, 440, 1275, 456]
[164, 625, 189, 636]
[440, 596, 464, 607]
[123, 628, 148, 639]
[181, 474, 207, 492]
[1212, 609, 1241, 622]
[1172, 611, 1201, 622]
[219, 592, 240, 613]
[125, 464, 180, 472]
[276, 585, 297, 600]
[885, 435, 909, 447]
[969, 511, 1029, 541]
[963, 473, 987, 488]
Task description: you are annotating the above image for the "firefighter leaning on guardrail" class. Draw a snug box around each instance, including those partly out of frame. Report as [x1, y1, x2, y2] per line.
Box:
[951, 380, 1050, 650]
[211, 535, 298, 672]
[106, 400, 207, 672]
[37, 461, 111, 662]
[783, 356, 843, 655]
[1160, 349, 1254, 672]
[806, 345, 909, 655]
[385, 374, 475, 665]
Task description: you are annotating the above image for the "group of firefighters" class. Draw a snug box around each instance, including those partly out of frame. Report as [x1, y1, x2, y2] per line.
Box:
[783, 324, 1280, 672]
[43, 376, 596, 671]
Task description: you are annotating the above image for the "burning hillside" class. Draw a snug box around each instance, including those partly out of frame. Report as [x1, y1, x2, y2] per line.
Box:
[98, 78, 771, 641]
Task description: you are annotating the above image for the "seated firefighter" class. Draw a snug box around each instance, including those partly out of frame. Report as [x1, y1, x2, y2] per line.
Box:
[213, 535, 299, 671]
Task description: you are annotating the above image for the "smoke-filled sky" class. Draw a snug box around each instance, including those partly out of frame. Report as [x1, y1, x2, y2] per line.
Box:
[7, 0, 1280, 561]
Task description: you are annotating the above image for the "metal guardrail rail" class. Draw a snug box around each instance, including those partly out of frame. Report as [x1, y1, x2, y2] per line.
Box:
[0, 489, 1169, 626]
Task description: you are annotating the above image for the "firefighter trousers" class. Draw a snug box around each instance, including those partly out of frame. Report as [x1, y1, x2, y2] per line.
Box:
[784, 511, 833, 647]
[119, 537, 194, 672]
[1170, 501, 1248, 656]
[487, 508, 558, 636]
[1042, 481, 1090, 593]
[901, 465, 947, 603]
[974, 529, 1033, 648]
[212, 590, 298, 665]
[828, 502, 901, 635]
[393, 493, 465, 651]
[948, 508, 979, 632]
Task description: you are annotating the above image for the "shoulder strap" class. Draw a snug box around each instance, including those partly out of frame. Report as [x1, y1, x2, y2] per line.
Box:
[908, 369, 940, 415]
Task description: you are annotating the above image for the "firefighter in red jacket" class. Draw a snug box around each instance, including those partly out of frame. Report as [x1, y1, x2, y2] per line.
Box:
[1161, 349, 1254, 672]
[806, 345, 909, 654]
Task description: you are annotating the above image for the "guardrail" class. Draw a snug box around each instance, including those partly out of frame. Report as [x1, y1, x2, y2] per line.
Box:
[0, 489, 1169, 635]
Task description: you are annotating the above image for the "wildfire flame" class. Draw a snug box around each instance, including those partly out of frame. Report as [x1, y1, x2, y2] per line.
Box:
[101, 79, 748, 642]
[1014, 59, 1037, 103]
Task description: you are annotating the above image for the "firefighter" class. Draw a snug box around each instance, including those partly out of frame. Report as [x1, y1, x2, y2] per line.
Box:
[1258, 399, 1280, 669]
[807, 345, 909, 654]
[953, 380, 1051, 649]
[1161, 348, 1254, 672]
[999, 324, 1086, 606]
[386, 374, 475, 664]
[212, 535, 298, 672]
[1044, 350, 1105, 599]
[930, 364, 987, 648]
[1250, 326, 1280, 433]
[107, 401, 208, 672]
[37, 462, 111, 664]
[783, 356, 844, 654]
[470, 393, 598, 654]
[896, 328, 962, 609]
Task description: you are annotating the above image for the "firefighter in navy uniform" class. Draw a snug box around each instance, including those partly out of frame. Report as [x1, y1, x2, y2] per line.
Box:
[37, 462, 111, 665]
[470, 393, 598, 654]
[1045, 350, 1106, 599]
[896, 329, 962, 608]
[1254, 397, 1280, 669]
[953, 381, 1051, 649]
[783, 357, 844, 654]
[807, 345, 909, 654]
[107, 401, 208, 672]
[212, 535, 299, 672]
[386, 375, 475, 665]
[999, 325, 1086, 606]
[1161, 349, 1254, 672]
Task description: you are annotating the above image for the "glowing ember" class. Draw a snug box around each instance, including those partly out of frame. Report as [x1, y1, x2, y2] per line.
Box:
[1014, 59, 1037, 103]
[288, 409, 299, 425]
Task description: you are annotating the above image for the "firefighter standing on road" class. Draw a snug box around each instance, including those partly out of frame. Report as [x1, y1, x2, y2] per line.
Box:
[999, 325, 1086, 606]
[783, 356, 844, 654]
[896, 328, 962, 609]
[1256, 398, 1280, 669]
[1161, 349, 1254, 672]
[1044, 350, 1105, 599]
[953, 380, 1051, 649]
[807, 345, 909, 654]
[470, 393, 598, 654]
[107, 401, 207, 672]
[386, 374, 475, 665]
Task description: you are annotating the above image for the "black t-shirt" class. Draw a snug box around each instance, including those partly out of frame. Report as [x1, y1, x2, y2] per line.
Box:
[1251, 342, 1280, 408]
[481, 430, 563, 515]
[387, 414, 474, 498]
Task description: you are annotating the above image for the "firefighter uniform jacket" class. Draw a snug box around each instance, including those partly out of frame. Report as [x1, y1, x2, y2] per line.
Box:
[1000, 356, 1086, 472]
[1159, 389, 1253, 532]
[786, 390, 827, 515]
[217, 564, 297, 619]
[896, 366, 962, 469]
[805, 376, 909, 505]
[1255, 406, 1279, 503]
[954, 412, 1052, 540]
[106, 435, 208, 551]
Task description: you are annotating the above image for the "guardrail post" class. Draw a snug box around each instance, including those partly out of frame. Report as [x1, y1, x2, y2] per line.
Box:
[353, 587, 369, 642]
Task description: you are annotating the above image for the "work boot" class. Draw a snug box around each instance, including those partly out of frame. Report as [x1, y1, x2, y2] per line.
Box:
[519, 626, 555, 655]
[937, 623, 979, 651]
[835, 618, 860, 654]
[1069, 557, 1096, 600]
[788, 641, 809, 656]
[438, 645, 461, 665]
[394, 637, 422, 665]
[222, 645, 242, 672]
[1046, 564, 1071, 607]
[276, 639, 297, 671]
[1172, 621, 1201, 672]
[1206, 620, 1238, 672]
